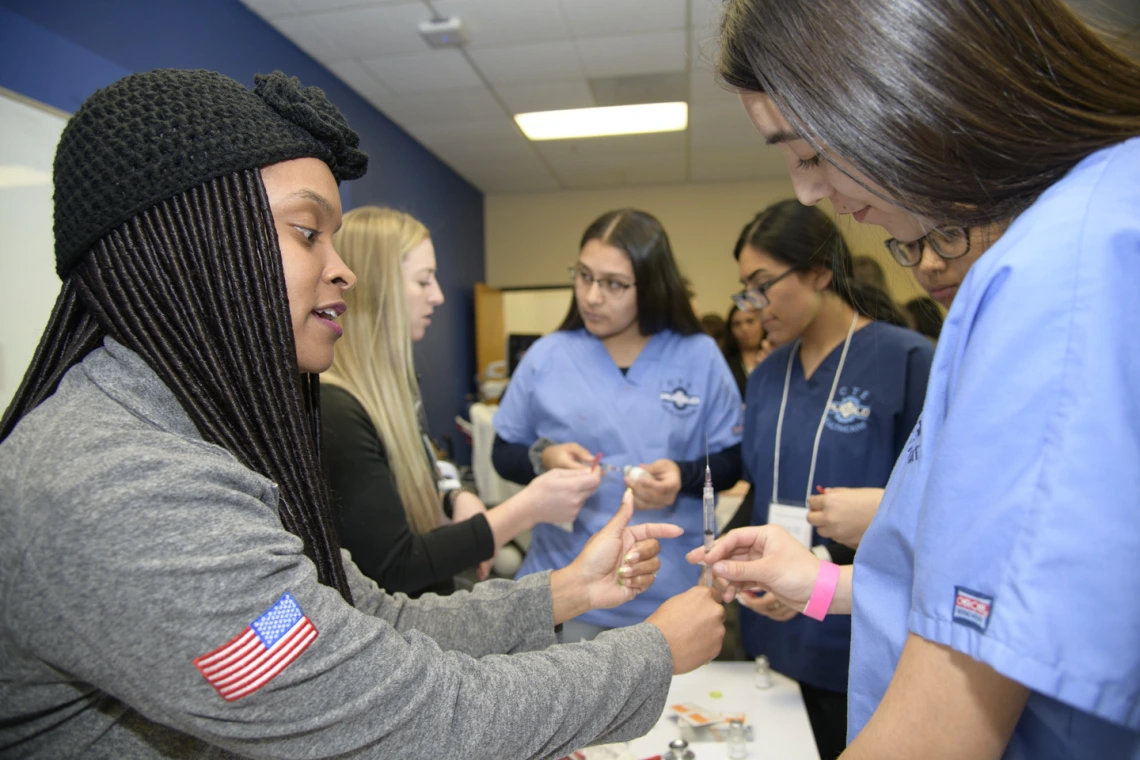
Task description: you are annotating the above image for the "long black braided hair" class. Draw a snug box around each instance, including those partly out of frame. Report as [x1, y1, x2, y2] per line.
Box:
[1, 170, 353, 604]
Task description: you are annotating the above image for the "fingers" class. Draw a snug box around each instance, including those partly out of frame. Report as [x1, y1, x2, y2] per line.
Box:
[805, 509, 825, 527]
[567, 443, 596, 466]
[697, 526, 767, 565]
[600, 488, 635, 535]
[629, 537, 660, 561]
[627, 522, 685, 542]
[806, 494, 825, 511]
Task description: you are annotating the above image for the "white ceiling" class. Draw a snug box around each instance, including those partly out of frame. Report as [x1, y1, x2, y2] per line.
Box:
[240, 0, 790, 194]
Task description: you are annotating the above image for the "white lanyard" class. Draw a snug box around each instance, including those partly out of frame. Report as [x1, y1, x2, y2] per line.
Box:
[772, 312, 859, 505]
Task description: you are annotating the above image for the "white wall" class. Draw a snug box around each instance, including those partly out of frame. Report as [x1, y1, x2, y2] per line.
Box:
[0, 88, 66, 410]
[485, 179, 926, 321]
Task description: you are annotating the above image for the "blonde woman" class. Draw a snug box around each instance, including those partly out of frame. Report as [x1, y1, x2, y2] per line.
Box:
[321, 207, 623, 596]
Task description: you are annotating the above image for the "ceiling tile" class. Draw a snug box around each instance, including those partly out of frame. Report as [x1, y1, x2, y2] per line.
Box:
[688, 101, 762, 147]
[431, 0, 570, 48]
[467, 41, 584, 85]
[558, 0, 686, 37]
[494, 80, 595, 114]
[361, 49, 483, 93]
[367, 87, 506, 124]
[241, 0, 411, 21]
[576, 32, 687, 78]
[325, 59, 393, 100]
[275, 4, 434, 62]
[534, 131, 687, 163]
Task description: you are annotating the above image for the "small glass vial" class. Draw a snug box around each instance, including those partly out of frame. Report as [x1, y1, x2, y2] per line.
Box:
[726, 718, 748, 759]
[665, 737, 695, 760]
[754, 654, 774, 690]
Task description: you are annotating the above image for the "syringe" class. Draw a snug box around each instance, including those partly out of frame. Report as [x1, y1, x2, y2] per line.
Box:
[702, 434, 715, 587]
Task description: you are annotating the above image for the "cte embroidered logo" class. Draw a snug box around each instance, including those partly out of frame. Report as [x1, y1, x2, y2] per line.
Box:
[825, 385, 872, 433]
[660, 378, 701, 416]
[193, 592, 318, 702]
[953, 587, 994, 633]
[906, 419, 922, 463]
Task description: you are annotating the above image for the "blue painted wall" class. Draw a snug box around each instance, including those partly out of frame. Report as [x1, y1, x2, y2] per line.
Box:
[0, 0, 481, 462]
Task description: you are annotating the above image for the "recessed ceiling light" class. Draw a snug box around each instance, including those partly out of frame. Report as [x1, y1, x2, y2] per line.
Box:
[514, 102, 688, 141]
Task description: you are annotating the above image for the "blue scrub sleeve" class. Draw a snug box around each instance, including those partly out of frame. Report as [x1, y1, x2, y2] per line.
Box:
[492, 347, 541, 446]
[908, 226, 1140, 729]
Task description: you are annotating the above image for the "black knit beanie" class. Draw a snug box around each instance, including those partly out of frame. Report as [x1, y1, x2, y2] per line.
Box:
[52, 68, 368, 278]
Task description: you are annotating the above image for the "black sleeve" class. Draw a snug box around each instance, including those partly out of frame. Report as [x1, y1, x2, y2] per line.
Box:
[492, 433, 537, 485]
[320, 385, 495, 596]
[675, 443, 743, 495]
[825, 543, 857, 565]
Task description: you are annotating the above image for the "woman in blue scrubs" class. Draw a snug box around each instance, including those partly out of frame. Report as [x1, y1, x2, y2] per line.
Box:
[493, 209, 743, 640]
[732, 200, 933, 759]
[698, 1, 1140, 758]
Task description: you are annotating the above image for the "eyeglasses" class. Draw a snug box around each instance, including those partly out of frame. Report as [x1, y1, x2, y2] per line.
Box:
[731, 267, 801, 312]
[569, 266, 635, 296]
[885, 227, 971, 267]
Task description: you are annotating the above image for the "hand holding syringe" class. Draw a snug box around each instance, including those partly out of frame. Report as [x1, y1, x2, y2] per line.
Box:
[701, 433, 716, 586]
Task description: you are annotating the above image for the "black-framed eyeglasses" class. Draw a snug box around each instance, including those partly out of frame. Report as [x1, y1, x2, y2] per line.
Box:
[569, 265, 635, 296]
[731, 267, 800, 312]
[885, 227, 971, 267]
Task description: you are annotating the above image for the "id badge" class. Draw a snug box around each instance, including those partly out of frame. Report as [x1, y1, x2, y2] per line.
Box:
[768, 501, 813, 548]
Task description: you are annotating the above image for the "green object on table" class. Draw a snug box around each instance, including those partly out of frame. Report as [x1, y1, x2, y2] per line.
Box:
[709, 690, 723, 699]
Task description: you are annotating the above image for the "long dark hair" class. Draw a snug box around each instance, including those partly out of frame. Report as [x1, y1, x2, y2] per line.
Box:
[722, 305, 761, 362]
[1, 170, 354, 604]
[734, 200, 908, 327]
[560, 209, 701, 336]
[718, 0, 1140, 227]
[905, 297, 944, 341]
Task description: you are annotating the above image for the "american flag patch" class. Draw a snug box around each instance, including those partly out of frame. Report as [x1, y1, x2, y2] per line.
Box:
[193, 592, 318, 702]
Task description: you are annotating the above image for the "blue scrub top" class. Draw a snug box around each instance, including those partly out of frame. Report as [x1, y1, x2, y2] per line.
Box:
[850, 138, 1140, 757]
[493, 328, 742, 627]
[741, 321, 932, 693]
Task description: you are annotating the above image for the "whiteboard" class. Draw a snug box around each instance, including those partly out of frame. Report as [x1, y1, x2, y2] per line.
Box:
[502, 287, 574, 339]
[0, 88, 67, 410]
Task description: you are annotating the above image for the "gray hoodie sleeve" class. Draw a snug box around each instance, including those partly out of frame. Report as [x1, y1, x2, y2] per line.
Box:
[5, 427, 673, 760]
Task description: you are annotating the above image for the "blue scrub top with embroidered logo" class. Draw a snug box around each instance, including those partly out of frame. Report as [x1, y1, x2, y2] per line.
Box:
[741, 320, 932, 693]
[849, 138, 1140, 757]
[493, 328, 742, 628]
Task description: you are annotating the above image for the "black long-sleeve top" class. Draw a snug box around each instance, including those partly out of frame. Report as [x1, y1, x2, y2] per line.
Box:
[320, 384, 494, 597]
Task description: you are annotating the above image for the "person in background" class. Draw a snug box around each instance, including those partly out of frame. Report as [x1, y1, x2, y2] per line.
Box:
[851, 254, 889, 293]
[322, 206, 634, 596]
[731, 199, 933, 759]
[722, 305, 773, 398]
[701, 0, 1140, 756]
[700, 312, 728, 349]
[805, 221, 1010, 550]
[492, 209, 743, 641]
[903, 297, 943, 344]
[0, 68, 728, 759]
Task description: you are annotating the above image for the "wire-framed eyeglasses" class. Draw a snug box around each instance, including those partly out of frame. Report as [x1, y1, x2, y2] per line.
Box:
[731, 267, 800, 312]
[885, 227, 971, 267]
[569, 265, 635, 296]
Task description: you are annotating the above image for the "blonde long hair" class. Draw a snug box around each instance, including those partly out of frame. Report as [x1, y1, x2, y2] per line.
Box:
[325, 207, 441, 534]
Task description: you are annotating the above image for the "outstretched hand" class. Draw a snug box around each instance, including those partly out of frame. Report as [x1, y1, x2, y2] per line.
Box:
[687, 524, 820, 611]
[570, 488, 684, 611]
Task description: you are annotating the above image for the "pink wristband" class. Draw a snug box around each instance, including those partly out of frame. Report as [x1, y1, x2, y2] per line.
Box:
[803, 561, 840, 621]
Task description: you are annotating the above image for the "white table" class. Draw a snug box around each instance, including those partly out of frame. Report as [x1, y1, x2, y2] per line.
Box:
[623, 662, 819, 760]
